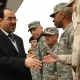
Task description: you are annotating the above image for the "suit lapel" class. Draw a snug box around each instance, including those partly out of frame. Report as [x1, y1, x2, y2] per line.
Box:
[0, 30, 19, 54]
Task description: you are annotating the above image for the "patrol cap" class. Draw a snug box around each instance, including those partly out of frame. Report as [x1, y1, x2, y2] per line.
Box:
[50, 3, 71, 17]
[43, 27, 59, 36]
[66, 0, 75, 7]
[28, 21, 41, 31]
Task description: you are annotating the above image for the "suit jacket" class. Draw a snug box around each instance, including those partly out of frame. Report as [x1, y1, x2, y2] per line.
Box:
[0, 30, 32, 80]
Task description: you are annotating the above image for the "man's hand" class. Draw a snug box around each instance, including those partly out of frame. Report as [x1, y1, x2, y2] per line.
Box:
[25, 54, 42, 70]
[27, 51, 34, 57]
[42, 51, 58, 63]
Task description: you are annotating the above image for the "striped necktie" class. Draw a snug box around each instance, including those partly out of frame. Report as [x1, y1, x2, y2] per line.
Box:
[8, 33, 15, 42]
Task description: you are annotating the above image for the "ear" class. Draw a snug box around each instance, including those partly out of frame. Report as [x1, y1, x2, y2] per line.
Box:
[0, 18, 3, 27]
[61, 12, 65, 19]
[40, 26, 43, 30]
[0, 18, 3, 22]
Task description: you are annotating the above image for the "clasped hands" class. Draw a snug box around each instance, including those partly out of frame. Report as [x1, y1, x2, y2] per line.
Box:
[25, 51, 58, 70]
[25, 54, 42, 70]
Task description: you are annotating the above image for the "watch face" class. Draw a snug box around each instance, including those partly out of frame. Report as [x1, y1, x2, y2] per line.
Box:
[0, 0, 23, 12]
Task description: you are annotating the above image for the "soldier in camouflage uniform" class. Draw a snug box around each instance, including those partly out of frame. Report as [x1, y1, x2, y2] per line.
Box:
[67, 0, 80, 80]
[27, 36, 37, 57]
[43, 3, 74, 80]
[42, 27, 59, 80]
[28, 21, 48, 80]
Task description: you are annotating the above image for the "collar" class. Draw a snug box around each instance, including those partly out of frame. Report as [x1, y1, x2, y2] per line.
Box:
[1, 29, 13, 36]
[1, 29, 8, 36]
[37, 32, 43, 42]
[49, 43, 58, 52]
[63, 22, 73, 32]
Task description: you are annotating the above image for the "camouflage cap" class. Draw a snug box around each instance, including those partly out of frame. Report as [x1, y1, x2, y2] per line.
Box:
[28, 21, 41, 31]
[43, 27, 59, 36]
[50, 3, 71, 17]
[66, 0, 75, 7]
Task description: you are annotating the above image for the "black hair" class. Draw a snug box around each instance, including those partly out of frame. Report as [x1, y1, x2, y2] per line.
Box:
[0, 9, 4, 18]
[29, 36, 35, 43]
[0, 8, 13, 19]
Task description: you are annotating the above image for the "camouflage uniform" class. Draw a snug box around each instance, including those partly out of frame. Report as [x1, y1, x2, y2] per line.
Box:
[50, 3, 74, 80]
[28, 21, 48, 80]
[67, 0, 80, 80]
[76, 0, 80, 79]
[31, 36, 47, 80]
[28, 24, 59, 80]
[42, 44, 58, 80]
[57, 23, 74, 80]
[42, 27, 59, 80]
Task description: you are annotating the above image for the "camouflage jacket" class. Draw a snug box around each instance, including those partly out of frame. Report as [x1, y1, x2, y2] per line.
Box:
[42, 43, 58, 80]
[57, 23, 74, 80]
[31, 35, 48, 80]
[72, 0, 80, 80]
[31, 34, 58, 80]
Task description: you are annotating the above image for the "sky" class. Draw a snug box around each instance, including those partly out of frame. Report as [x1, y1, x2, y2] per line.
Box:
[15, 0, 69, 53]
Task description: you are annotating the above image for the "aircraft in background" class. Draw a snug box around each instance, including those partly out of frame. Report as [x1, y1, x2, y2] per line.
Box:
[0, 0, 23, 12]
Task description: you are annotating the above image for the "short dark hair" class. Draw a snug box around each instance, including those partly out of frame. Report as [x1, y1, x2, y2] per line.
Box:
[29, 36, 35, 43]
[0, 8, 13, 19]
[0, 9, 4, 18]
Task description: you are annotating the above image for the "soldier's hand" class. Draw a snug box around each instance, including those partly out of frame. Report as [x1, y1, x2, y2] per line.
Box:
[25, 54, 42, 70]
[27, 51, 34, 57]
[47, 51, 58, 59]
[42, 51, 58, 63]
[51, 78, 56, 80]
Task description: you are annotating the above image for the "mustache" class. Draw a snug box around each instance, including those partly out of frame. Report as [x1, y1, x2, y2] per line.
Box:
[8, 23, 16, 27]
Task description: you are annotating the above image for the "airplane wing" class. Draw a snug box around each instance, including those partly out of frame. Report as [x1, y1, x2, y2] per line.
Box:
[0, 0, 23, 12]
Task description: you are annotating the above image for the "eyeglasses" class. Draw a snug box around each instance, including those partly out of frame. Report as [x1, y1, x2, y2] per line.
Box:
[3, 17, 18, 21]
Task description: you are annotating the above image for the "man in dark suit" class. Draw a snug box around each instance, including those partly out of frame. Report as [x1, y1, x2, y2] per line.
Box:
[0, 8, 42, 80]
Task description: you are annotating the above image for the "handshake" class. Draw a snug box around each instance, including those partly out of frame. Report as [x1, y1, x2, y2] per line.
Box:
[25, 54, 42, 70]
[25, 51, 58, 70]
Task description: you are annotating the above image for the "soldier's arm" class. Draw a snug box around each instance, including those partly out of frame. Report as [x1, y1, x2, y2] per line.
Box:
[57, 55, 72, 65]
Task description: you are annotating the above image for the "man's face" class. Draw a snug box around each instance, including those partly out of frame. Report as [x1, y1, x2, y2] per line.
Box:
[30, 40, 37, 49]
[44, 34, 58, 47]
[1, 9, 16, 33]
[30, 26, 43, 39]
[52, 12, 63, 28]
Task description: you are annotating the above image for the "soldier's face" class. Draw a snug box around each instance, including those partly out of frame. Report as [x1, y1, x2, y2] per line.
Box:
[1, 9, 16, 33]
[30, 40, 37, 49]
[31, 26, 43, 39]
[53, 12, 63, 28]
[45, 34, 58, 47]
